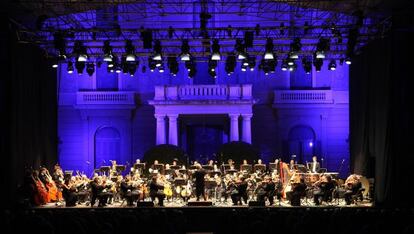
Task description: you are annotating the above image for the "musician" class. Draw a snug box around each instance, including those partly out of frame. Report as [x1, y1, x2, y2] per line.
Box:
[289, 159, 295, 171]
[149, 176, 166, 206]
[344, 174, 362, 205]
[61, 175, 78, 207]
[90, 177, 109, 207]
[230, 176, 248, 205]
[171, 159, 180, 170]
[313, 175, 335, 205]
[286, 177, 307, 206]
[264, 176, 276, 205]
[193, 163, 207, 201]
[309, 156, 320, 173]
[120, 175, 136, 206]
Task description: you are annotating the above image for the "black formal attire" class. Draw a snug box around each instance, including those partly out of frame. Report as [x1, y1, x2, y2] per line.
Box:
[313, 181, 335, 205]
[149, 181, 165, 206]
[120, 181, 136, 206]
[90, 181, 109, 207]
[344, 181, 362, 205]
[62, 183, 78, 207]
[287, 182, 307, 206]
[264, 181, 276, 205]
[231, 181, 248, 205]
[193, 169, 206, 201]
[309, 161, 320, 173]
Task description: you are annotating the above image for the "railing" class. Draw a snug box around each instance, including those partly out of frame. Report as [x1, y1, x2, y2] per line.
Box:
[274, 90, 333, 104]
[76, 91, 135, 105]
[154, 84, 252, 101]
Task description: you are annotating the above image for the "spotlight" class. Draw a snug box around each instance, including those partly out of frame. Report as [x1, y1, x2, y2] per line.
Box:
[53, 32, 66, 58]
[208, 59, 217, 72]
[241, 65, 247, 72]
[242, 59, 249, 66]
[168, 57, 179, 75]
[155, 59, 163, 67]
[328, 60, 336, 71]
[316, 38, 329, 59]
[248, 56, 256, 71]
[148, 58, 156, 72]
[345, 56, 352, 65]
[115, 64, 122, 73]
[289, 38, 301, 59]
[313, 58, 323, 72]
[302, 58, 312, 74]
[225, 54, 236, 75]
[125, 40, 136, 62]
[86, 62, 95, 76]
[159, 66, 165, 73]
[128, 62, 137, 76]
[75, 61, 85, 75]
[51, 57, 59, 68]
[153, 40, 162, 60]
[281, 60, 288, 71]
[268, 59, 277, 73]
[180, 40, 191, 61]
[67, 61, 74, 74]
[211, 39, 221, 61]
[288, 63, 297, 72]
[73, 41, 88, 62]
[264, 38, 274, 60]
[185, 60, 195, 72]
[103, 40, 113, 62]
[235, 39, 247, 60]
[287, 58, 294, 66]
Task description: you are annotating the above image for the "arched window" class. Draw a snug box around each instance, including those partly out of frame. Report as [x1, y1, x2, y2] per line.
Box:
[288, 125, 316, 164]
[94, 127, 120, 168]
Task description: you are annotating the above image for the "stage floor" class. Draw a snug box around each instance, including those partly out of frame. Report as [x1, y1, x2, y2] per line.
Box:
[38, 197, 373, 209]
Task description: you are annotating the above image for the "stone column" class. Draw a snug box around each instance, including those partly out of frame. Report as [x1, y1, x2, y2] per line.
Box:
[168, 114, 179, 146]
[229, 114, 240, 142]
[155, 114, 166, 145]
[241, 114, 252, 144]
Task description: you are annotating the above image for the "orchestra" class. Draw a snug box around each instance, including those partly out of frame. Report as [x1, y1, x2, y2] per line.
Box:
[22, 157, 368, 208]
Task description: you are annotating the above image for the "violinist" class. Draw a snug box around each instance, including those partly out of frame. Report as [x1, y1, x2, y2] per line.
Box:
[256, 176, 275, 205]
[313, 174, 335, 205]
[149, 176, 165, 206]
[61, 174, 78, 207]
[120, 175, 136, 206]
[230, 176, 248, 205]
[90, 176, 109, 207]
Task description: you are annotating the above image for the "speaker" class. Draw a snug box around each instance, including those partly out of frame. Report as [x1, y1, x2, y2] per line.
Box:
[248, 201, 265, 207]
[187, 201, 213, 206]
[136, 201, 154, 207]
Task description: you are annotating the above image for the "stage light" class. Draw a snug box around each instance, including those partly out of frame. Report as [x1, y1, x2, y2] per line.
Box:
[211, 39, 221, 61]
[180, 40, 191, 61]
[328, 60, 337, 71]
[86, 62, 95, 76]
[248, 56, 256, 71]
[208, 60, 217, 72]
[125, 40, 136, 62]
[316, 38, 329, 59]
[309, 142, 313, 147]
[75, 61, 85, 75]
[281, 60, 288, 71]
[241, 65, 247, 72]
[242, 59, 249, 66]
[67, 61, 74, 74]
[188, 66, 197, 78]
[264, 38, 274, 60]
[168, 57, 179, 76]
[302, 58, 312, 74]
[314, 58, 323, 72]
[235, 39, 247, 60]
[128, 62, 137, 76]
[153, 40, 162, 61]
[289, 38, 301, 59]
[208, 69, 217, 78]
[73, 41, 88, 62]
[115, 64, 122, 73]
[148, 58, 156, 72]
[103, 40, 113, 62]
[52, 57, 59, 68]
[225, 54, 236, 75]
[107, 61, 114, 68]
[288, 63, 297, 72]
[159, 66, 165, 73]
[53, 32, 66, 59]
[287, 58, 294, 66]
[155, 59, 162, 67]
[345, 56, 352, 65]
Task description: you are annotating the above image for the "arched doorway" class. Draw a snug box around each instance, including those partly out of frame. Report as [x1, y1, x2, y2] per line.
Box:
[94, 127, 121, 168]
[288, 125, 316, 164]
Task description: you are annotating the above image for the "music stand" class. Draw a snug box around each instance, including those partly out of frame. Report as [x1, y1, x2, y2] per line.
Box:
[189, 165, 198, 170]
[240, 164, 252, 172]
[170, 165, 180, 170]
[296, 164, 308, 173]
[202, 165, 214, 171]
[134, 163, 146, 170]
[174, 178, 186, 186]
[100, 166, 110, 175]
[116, 165, 126, 173]
[253, 164, 266, 172]
[164, 169, 174, 175]
[226, 169, 238, 174]
[221, 164, 230, 171]
[152, 164, 165, 174]
[178, 169, 188, 174]
[64, 170, 73, 176]
[268, 163, 278, 171]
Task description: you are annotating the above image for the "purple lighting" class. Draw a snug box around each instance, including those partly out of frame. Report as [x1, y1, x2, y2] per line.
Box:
[309, 142, 313, 147]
